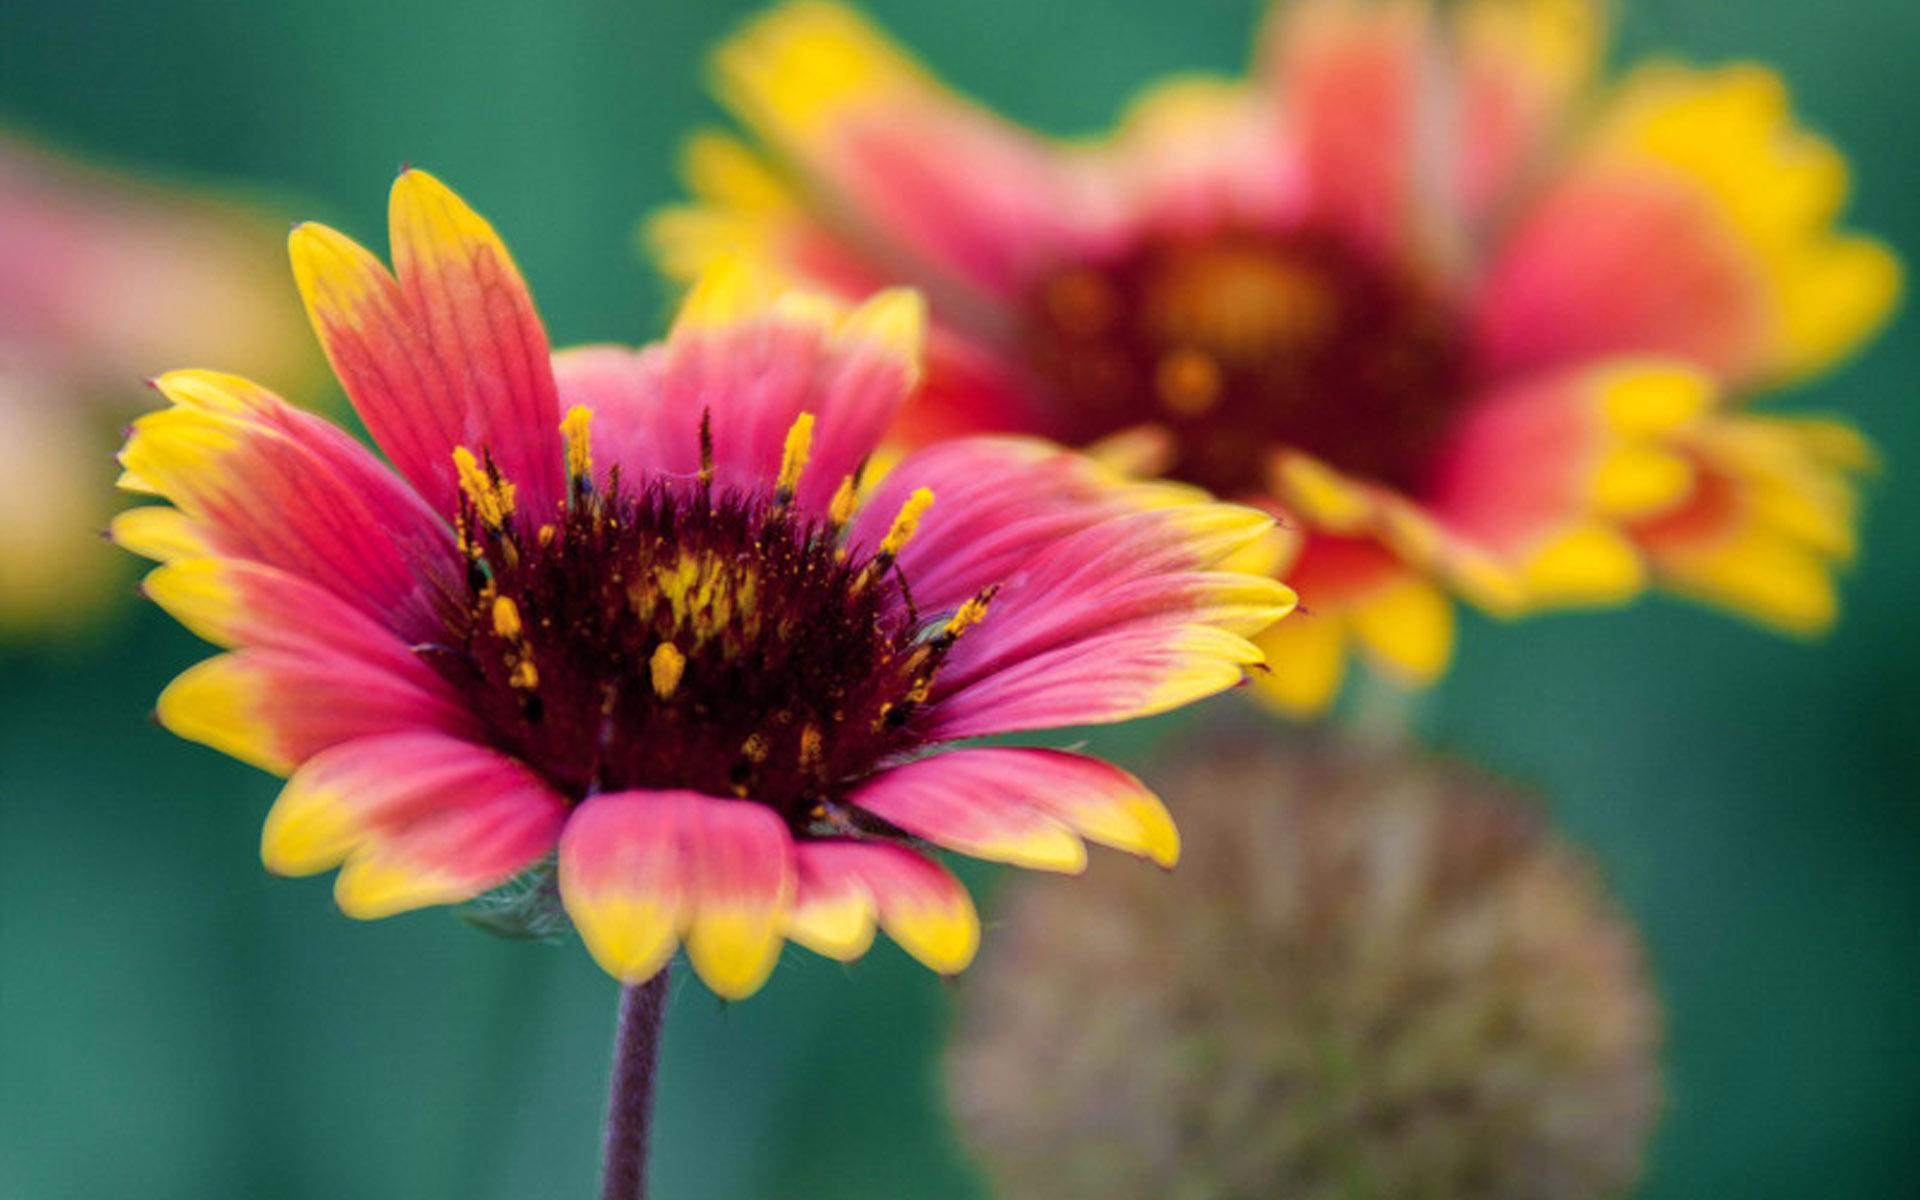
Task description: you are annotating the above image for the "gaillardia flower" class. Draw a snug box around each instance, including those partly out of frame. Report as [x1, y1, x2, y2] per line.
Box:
[948, 733, 1661, 1199]
[115, 171, 1293, 999]
[653, 0, 1897, 713]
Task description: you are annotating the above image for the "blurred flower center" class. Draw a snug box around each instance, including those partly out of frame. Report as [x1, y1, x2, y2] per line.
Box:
[436, 435, 977, 828]
[1028, 231, 1469, 497]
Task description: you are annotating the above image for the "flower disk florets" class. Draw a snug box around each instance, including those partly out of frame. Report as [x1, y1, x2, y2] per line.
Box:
[1030, 230, 1468, 499]
[443, 423, 973, 830]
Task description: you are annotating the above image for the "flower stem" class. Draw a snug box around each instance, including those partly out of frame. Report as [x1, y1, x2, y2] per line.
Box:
[600, 967, 671, 1200]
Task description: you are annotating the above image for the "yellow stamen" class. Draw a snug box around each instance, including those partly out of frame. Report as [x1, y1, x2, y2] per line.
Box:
[879, 487, 935, 558]
[943, 591, 994, 637]
[650, 642, 687, 700]
[561, 405, 594, 485]
[776, 412, 816, 501]
[453, 445, 517, 529]
[828, 474, 860, 526]
[491, 595, 524, 640]
[741, 732, 771, 763]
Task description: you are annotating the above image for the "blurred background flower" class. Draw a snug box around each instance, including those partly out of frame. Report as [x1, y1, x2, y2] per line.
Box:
[949, 731, 1661, 1200]
[653, 0, 1897, 714]
[0, 2, 1914, 1198]
[0, 133, 317, 633]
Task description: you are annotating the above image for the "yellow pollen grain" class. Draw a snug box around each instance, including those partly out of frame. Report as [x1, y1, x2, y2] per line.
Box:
[799, 724, 824, 770]
[491, 595, 524, 640]
[777, 412, 816, 498]
[828, 474, 860, 526]
[453, 445, 516, 528]
[509, 658, 540, 690]
[538, 524, 556, 548]
[741, 732, 771, 764]
[944, 591, 994, 636]
[561, 405, 594, 482]
[879, 487, 935, 557]
[1154, 348, 1224, 418]
[649, 642, 687, 700]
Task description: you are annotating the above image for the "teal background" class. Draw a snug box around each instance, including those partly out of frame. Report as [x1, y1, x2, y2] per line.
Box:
[1, 1, 1915, 1196]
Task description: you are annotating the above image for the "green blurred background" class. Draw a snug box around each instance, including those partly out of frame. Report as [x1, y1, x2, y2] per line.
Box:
[1, 1, 1914, 1196]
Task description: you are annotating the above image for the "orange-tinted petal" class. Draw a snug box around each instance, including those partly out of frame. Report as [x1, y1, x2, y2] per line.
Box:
[291, 170, 563, 520]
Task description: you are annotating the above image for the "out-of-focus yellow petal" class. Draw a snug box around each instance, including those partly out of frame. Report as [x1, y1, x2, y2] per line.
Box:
[1250, 611, 1346, 716]
[1348, 578, 1454, 685]
[1520, 523, 1646, 606]
[1597, 62, 1901, 381]
[712, 0, 931, 147]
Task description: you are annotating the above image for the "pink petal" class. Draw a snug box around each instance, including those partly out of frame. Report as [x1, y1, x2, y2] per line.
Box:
[264, 732, 565, 910]
[850, 753, 1086, 873]
[714, 1, 1085, 303]
[141, 556, 448, 687]
[118, 370, 461, 640]
[1473, 170, 1767, 381]
[156, 647, 481, 776]
[927, 509, 1292, 697]
[550, 293, 916, 514]
[849, 438, 1155, 612]
[1259, 0, 1428, 255]
[927, 623, 1261, 740]
[559, 790, 796, 996]
[1425, 366, 1624, 557]
[788, 839, 978, 974]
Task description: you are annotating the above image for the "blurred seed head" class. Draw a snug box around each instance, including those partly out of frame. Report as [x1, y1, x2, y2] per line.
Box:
[948, 732, 1661, 1200]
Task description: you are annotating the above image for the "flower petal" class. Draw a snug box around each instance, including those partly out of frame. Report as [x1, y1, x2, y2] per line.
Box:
[1630, 413, 1866, 634]
[863, 747, 1178, 869]
[1449, 0, 1607, 219]
[141, 556, 442, 684]
[1424, 360, 1709, 595]
[1476, 63, 1899, 385]
[862, 439, 1288, 735]
[786, 840, 978, 974]
[117, 370, 460, 639]
[1249, 606, 1348, 716]
[853, 437, 1245, 614]
[156, 649, 479, 777]
[681, 797, 797, 999]
[711, 0, 1085, 302]
[559, 790, 796, 997]
[851, 755, 1087, 874]
[334, 785, 565, 921]
[928, 624, 1264, 740]
[289, 170, 564, 519]
[925, 506, 1296, 701]
[1258, 0, 1429, 254]
[108, 505, 215, 563]
[551, 270, 921, 515]
[1346, 576, 1454, 685]
[261, 732, 564, 909]
[787, 842, 879, 961]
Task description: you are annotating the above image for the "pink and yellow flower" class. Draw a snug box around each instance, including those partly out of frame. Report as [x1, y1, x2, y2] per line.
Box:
[652, 0, 1897, 713]
[116, 170, 1294, 998]
[0, 133, 315, 632]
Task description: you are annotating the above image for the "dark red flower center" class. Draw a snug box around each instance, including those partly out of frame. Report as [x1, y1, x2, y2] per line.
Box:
[423, 426, 985, 834]
[1025, 230, 1469, 499]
